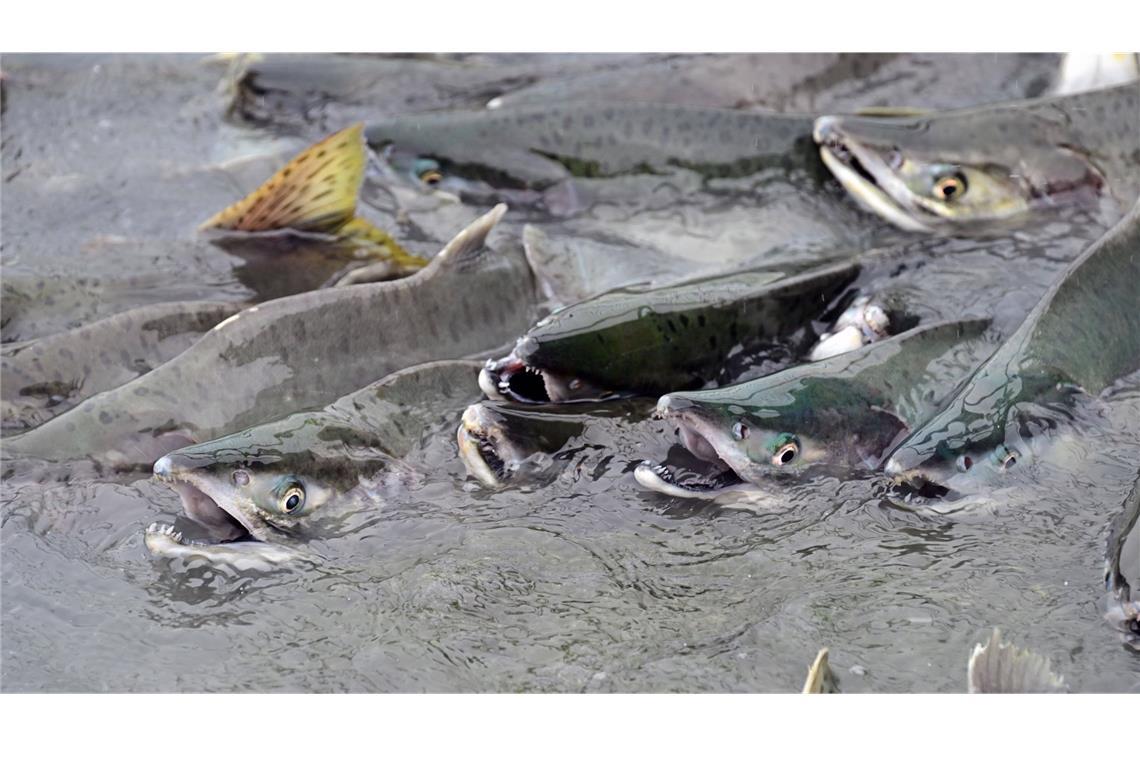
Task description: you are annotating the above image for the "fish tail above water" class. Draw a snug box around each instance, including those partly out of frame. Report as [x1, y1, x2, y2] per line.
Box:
[966, 629, 1066, 693]
[802, 648, 838, 693]
[198, 123, 419, 267]
[200, 123, 368, 233]
[336, 216, 426, 269]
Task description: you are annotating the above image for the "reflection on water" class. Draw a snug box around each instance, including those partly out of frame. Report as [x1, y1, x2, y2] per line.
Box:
[2, 54, 1138, 693]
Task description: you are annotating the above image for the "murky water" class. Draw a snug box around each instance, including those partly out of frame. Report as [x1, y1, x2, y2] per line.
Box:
[2, 54, 1138, 692]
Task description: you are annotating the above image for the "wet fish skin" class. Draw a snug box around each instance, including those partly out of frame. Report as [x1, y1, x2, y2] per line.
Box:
[493, 54, 1063, 114]
[149, 361, 483, 557]
[1, 300, 238, 432]
[644, 319, 993, 497]
[884, 200, 1140, 495]
[225, 54, 673, 132]
[815, 82, 1140, 232]
[486, 261, 860, 404]
[365, 102, 818, 211]
[3, 205, 535, 468]
[1104, 469, 1140, 650]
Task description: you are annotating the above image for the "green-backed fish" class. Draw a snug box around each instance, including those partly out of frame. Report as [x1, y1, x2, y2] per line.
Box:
[365, 102, 814, 212]
[4, 205, 535, 468]
[200, 123, 425, 273]
[147, 361, 483, 568]
[814, 82, 1140, 232]
[2, 300, 238, 432]
[480, 261, 860, 404]
[636, 319, 993, 499]
[883, 201, 1140, 497]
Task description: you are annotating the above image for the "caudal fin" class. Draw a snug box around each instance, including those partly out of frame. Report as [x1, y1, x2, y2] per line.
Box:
[802, 647, 839, 694]
[337, 216, 427, 271]
[967, 628, 1066, 693]
[200, 123, 367, 233]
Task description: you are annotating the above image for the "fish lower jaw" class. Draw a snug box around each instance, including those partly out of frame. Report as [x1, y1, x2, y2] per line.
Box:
[818, 145, 933, 233]
[634, 460, 750, 500]
[457, 424, 506, 487]
[153, 470, 261, 541]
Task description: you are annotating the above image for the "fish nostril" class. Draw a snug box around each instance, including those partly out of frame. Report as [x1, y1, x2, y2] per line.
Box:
[232, 470, 250, 487]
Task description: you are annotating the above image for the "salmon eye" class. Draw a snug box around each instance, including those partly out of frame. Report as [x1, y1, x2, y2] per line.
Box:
[232, 469, 250, 487]
[956, 455, 972, 472]
[280, 485, 305, 514]
[732, 421, 749, 441]
[771, 438, 800, 466]
[934, 172, 967, 201]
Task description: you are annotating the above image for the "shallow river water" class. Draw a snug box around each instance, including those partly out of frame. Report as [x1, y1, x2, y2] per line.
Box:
[2, 54, 1138, 692]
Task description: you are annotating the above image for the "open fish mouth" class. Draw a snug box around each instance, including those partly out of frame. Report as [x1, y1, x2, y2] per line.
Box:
[813, 117, 935, 233]
[883, 463, 955, 502]
[479, 355, 617, 404]
[636, 408, 755, 499]
[457, 407, 508, 487]
[152, 454, 257, 543]
[634, 460, 750, 499]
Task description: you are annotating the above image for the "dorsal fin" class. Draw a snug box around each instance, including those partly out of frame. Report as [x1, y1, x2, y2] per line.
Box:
[434, 204, 509, 269]
[199, 123, 366, 233]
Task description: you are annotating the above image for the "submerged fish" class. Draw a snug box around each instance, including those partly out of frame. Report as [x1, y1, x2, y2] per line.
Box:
[4, 205, 535, 467]
[147, 361, 483, 567]
[1104, 469, 1140, 649]
[481, 261, 859, 404]
[200, 123, 425, 274]
[224, 53, 668, 132]
[1, 301, 238, 432]
[456, 400, 655, 489]
[364, 102, 909, 290]
[457, 403, 584, 489]
[366, 103, 813, 197]
[814, 82, 1140, 232]
[803, 629, 1066, 694]
[491, 54, 1063, 114]
[883, 201, 1140, 496]
[636, 319, 993, 499]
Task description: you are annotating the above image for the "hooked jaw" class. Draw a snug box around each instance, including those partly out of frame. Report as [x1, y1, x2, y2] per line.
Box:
[152, 452, 266, 542]
[479, 349, 614, 405]
[457, 404, 510, 487]
[635, 394, 758, 499]
[814, 116, 935, 233]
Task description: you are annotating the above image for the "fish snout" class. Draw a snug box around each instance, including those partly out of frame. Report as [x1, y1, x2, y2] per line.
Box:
[812, 115, 844, 147]
[654, 393, 695, 420]
[152, 450, 205, 481]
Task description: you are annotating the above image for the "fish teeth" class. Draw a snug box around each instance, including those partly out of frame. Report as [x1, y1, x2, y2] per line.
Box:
[145, 522, 183, 542]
